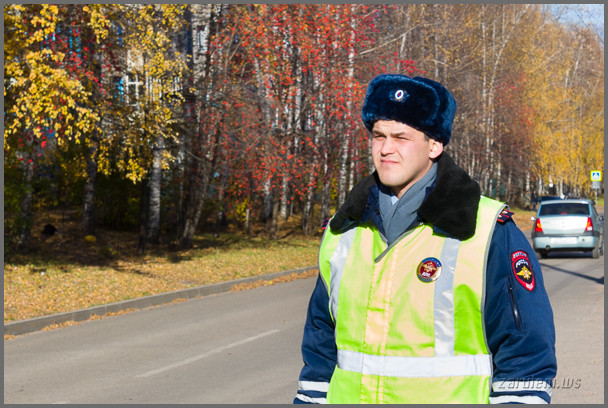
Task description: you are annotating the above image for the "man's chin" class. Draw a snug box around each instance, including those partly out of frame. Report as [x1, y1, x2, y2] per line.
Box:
[377, 175, 400, 189]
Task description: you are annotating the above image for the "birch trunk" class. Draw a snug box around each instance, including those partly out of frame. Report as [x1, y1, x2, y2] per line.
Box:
[81, 32, 103, 236]
[147, 134, 164, 245]
[279, 173, 290, 221]
[302, 167, 317, 235]
[82, 132, 99, 235]
[302, 125, 321, 235]
[337, 6, 357, 208]
[177, 4, 217, 249]
[320, 159, 331, 224]
[16, 147, 35, 250]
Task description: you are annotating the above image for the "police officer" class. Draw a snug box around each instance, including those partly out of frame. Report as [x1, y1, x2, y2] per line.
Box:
[294, 74, 557, 404]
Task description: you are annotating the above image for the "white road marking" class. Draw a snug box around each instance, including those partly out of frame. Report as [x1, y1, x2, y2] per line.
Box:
[136, 329, 281, 378]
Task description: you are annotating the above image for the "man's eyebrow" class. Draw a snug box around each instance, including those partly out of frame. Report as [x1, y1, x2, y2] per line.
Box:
[373, 130, 407, 137]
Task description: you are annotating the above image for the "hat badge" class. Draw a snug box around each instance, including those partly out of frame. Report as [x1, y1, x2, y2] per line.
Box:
[394, 89, 407, 101]
[417, 257, 443, 283]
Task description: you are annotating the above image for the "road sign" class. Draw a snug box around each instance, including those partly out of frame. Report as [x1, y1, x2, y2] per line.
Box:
[590, 171, 602, 181]
[592, 181, 601, 190]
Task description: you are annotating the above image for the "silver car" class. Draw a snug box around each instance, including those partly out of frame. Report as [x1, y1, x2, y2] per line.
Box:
[531, 199, 604, 259]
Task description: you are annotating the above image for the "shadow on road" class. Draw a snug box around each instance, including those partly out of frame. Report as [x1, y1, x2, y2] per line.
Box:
[539, 261, 604, 285]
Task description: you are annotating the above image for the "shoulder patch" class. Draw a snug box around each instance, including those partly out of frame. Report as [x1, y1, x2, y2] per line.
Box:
[497, 208, 514, 224]
[511, 251, 535, 291]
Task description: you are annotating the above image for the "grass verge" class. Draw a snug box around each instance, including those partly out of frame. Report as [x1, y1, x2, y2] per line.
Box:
[4, 210, 322, 326]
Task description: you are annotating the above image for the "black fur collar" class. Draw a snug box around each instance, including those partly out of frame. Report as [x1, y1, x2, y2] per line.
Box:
[330, 153, 481, 241]
[417, 153, 481, 240]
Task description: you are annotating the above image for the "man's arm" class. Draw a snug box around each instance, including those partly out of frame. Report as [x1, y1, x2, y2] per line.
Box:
[294, 275, 337, 404]
[485, 219, 557, 404]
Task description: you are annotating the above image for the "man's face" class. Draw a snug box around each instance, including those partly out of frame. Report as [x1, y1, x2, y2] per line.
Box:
[371, 120, 443, 199]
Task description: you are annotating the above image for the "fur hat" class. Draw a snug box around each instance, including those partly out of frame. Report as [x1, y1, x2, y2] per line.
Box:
[361, 74, 456, 145]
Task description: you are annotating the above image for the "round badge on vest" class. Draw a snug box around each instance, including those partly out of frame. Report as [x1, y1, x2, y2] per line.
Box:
[417, 257, 443, 283]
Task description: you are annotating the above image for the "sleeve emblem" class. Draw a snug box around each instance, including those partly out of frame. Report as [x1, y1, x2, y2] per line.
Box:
[511, 251, 536, 291]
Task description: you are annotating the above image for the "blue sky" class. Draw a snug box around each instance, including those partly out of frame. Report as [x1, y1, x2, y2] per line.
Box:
[549, 4, 604, 40]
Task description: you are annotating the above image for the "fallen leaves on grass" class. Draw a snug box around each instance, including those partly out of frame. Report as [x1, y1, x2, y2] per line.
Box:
[4, 223, 321, 323]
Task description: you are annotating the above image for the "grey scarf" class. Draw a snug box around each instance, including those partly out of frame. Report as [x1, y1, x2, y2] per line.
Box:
[378, 162, 438, 245]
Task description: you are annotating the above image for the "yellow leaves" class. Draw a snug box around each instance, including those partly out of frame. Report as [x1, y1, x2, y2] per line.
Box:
[5, 46, 100, 144]
[126, 155, 146, 183]
[26, 4, 59, 46]
[94, 5, 189, 181]
[46, 4, 59, 15]
[84, 235, 97, 244]
[161, 150, 174, 171]
[84, 4, 111, 41]
[509, 10, 604, 192]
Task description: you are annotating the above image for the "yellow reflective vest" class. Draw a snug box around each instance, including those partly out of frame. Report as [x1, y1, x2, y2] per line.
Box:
[319, 196, 506, 404]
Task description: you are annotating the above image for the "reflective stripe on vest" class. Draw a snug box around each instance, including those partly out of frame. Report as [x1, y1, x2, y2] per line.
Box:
[327, 227, 357, 323]
[319, 196, 506, 404]
[337, 349, 492, 377]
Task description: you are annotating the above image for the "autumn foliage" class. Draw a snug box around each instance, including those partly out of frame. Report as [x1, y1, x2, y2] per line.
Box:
[4, 4, 604, 252]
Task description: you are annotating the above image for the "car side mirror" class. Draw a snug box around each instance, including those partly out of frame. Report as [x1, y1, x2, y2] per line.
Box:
[530, 216, 536, 221]
[600, 215, 605, 221]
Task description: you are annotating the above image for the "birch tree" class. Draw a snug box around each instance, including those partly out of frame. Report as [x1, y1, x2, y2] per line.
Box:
[112, 4, 188, 248]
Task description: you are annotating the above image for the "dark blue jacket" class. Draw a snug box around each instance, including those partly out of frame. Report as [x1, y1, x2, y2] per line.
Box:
[294, 154, 557, 404]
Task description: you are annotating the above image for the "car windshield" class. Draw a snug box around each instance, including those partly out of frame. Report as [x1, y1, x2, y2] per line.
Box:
[539, 203, 589, 216]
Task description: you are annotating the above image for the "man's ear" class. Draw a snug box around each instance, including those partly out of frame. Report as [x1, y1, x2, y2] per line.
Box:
[429, 139, 444, 160]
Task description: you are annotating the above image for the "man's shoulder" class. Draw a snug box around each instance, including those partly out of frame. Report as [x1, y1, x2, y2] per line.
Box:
[479, 196, 514, 225]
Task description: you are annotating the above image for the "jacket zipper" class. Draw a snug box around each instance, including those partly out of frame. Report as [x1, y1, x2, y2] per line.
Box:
[507, 283, 522, 331]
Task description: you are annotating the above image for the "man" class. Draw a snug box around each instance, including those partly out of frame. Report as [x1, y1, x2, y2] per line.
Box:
[294, 74, 556, 404]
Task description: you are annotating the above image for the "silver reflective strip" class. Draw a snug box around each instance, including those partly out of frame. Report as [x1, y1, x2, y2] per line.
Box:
[489, 395, 548, 404]
[337, 349, 492, 378]
[328, 227, 357, 322]
[295, 394, 327, 404]
[433, 237, 461, 356]
[318, 228, 330, 294]
[481, 203, 508, 356]
[492, 380, 553, 395]
[298, 380, 330, 393]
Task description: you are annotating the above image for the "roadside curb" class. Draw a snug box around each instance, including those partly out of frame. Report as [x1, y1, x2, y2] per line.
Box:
[3, 265, 318, 337]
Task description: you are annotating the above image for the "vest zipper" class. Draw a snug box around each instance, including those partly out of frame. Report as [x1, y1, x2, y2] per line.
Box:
[374, 223, 424, 263]
[507, 282, 522, 331]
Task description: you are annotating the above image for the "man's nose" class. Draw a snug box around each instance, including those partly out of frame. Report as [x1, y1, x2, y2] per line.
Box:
[380, 137, 395, 155]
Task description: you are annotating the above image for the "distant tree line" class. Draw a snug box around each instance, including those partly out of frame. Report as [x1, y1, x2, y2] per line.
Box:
[4, 4, 604, 252]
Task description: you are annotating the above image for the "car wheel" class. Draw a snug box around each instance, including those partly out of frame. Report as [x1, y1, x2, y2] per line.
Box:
[600, 236, 604, 256]
[592, 243, 599, 259]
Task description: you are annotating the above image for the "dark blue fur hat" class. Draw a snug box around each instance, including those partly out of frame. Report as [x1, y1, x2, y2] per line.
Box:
[361, 74, 456, 145]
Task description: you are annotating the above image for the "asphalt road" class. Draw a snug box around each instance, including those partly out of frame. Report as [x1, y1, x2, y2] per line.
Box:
[4, 278, 312, 404]
[539, 251, 604, 404]
[4, 243, 604, 404]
